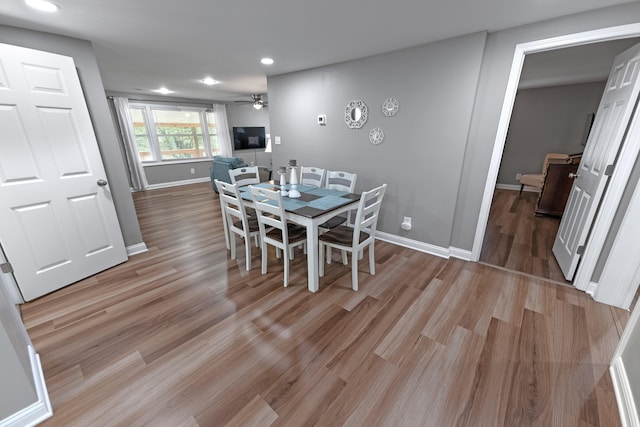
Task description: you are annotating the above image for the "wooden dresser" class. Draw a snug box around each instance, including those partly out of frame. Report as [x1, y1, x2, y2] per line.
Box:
[535, 154, 582, 216]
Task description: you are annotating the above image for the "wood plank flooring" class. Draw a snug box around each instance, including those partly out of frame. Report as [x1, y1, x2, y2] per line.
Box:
[480, 188, 570, 284]
[20, 182, 629, 426]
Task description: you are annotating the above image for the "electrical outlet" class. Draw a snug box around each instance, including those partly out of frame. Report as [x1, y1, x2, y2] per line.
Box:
[516, 173, 522, 180]
[190, 168, 195, 174]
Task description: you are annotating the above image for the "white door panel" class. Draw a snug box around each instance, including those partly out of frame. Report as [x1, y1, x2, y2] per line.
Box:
[553, 42, 640, 280]
[0, 43, 127, 301]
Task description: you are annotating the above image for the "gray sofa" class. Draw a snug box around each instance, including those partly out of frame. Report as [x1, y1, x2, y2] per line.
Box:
[210, 156, 247, 191]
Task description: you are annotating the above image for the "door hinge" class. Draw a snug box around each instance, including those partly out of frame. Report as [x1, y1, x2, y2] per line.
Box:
[0, 262, 13, 273]
[577, 245, 585, 255]
[604, 164, 614, 176]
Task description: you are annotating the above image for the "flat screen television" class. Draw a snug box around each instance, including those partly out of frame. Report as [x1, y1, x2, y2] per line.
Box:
[233, 126, 266, 150]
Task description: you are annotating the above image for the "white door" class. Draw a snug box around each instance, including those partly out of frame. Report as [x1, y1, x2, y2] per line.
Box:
[553, 42, 640, 280]
[0, 43, 127, 301]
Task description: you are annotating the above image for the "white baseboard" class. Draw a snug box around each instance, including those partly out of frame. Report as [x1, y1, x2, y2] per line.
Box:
[449, 247, 472, 261]
[611, 357, 640, 427]
[126, 242, 148, 256]
[376, 232, 449, 258]
[495, 183, 539, 192]
[142, 177, 212, 191]
[375, 232, 471, 261]
[584, 281, 598, 296]
[0, 346, 52, 427]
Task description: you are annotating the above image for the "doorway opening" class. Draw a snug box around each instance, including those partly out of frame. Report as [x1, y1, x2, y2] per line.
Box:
[473, 24, 640, 291]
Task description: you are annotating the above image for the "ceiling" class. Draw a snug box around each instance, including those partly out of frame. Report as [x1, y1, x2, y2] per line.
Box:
[0, 0, 638, 102]
[520, 37, 640, 89]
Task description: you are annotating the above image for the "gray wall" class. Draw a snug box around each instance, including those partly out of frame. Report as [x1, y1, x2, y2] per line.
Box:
[143, 160, 214, 185]
[227, 104, 272, 169]
[6, 3, 640, 255]
[268, 3, 640, 252]
[268, 32, 487, 248]
[450, 2, 640, 250]
[0, 274, 37, 420]
[498, 82, 605, 186]
[621, 310, 640, 416]
[0, 25, 144, 248]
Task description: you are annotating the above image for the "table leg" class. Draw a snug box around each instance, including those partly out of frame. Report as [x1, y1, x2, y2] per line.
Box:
[306, 222, 319, 292]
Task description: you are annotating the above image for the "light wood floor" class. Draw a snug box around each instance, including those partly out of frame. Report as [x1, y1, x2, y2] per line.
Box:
[480, 188, 571, 284]
[21, 182, 629, 426]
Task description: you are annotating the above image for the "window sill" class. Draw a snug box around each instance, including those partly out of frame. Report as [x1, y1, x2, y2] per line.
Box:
[142, 158, 215, 167]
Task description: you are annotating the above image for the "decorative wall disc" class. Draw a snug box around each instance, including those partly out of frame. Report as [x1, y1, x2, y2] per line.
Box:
[369, 128, 384, 145]
[382, 97, 399, 117]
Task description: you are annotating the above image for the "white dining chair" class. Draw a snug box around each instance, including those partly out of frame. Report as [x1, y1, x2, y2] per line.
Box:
[229, 166, 261, 187]
[319, 183, 387, 291]
[249, 186, 307, 287]
[299, 166, 326, 187]
[325, 170, 357, 192]
[320, 170, 358, 229]
[215, 179, 261, 271]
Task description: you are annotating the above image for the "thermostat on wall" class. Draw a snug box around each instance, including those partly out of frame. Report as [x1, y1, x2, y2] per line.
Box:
[317, 114, 327, 126]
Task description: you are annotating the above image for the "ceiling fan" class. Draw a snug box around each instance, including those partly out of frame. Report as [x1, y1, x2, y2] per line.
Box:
[234, 94, 268, 110]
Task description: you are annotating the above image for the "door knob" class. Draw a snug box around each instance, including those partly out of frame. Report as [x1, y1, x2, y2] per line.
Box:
[97, 179, 108, 186]
[568, 173, 579, 179]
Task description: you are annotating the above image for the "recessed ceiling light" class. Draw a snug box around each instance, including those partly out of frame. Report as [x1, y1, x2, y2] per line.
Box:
[25, 0, 59, 12]
[152, 87, 174, 95]
[261, 58, 274, 65]
[201, 77, 219, 85]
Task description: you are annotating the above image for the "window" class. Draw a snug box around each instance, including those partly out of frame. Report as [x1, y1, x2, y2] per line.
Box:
[130, 108, 152, 161]
[129, 103, 220, 162]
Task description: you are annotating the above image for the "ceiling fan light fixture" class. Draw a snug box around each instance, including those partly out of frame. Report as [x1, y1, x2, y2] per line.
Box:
[25, 0, 59, 12]
[253, 102, 264, 110]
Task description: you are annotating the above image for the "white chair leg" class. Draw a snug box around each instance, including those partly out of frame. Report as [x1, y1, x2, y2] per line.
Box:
[289, 247, 295, 260]
[222, 211, 230, 250]
[327, 246, 332, 264]
[341, 249, 348, 265]
[283, 249, 289, 287]
[319, 242, 325, 277]
[230, 235, 237, 260]
[369, 243, 375, 275]
[276, 247, 281, 259]
[351, 251, 358, 291]
[261, 243, 268, 275]
[245, 238, 251, 271]
[254, 235, 259, 247]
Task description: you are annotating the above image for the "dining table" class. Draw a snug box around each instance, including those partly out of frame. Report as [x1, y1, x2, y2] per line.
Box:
[238, 182, 360, 292]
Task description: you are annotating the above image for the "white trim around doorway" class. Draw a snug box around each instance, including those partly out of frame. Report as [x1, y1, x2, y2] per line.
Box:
[472, 23, 640, 295]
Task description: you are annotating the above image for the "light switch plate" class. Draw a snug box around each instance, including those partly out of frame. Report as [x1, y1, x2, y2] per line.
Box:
[275, 136, 281, 145]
